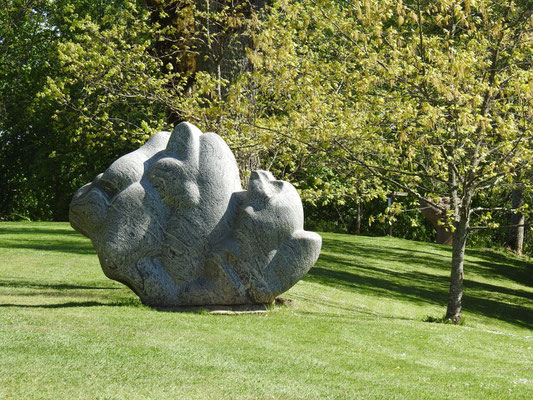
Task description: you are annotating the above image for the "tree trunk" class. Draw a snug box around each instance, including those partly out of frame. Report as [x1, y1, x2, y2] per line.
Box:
[387, 194, 394, 236]
[446, 217, 468, 322]
[145, 0, 198, 125]
[508, 187, 525, 255]
[355, 200, 361, 235]
[446, 211, 469, 323]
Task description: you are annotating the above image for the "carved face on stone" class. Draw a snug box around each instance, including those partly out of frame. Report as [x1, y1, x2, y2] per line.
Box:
[70, 122, 321, 306]
[70, 123, 241, 286]
[70, 130, 171, 273]
[237, 170, 304, 248]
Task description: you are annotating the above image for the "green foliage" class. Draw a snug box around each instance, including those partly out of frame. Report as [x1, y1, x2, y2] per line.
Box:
[1, 0, 58, 219]
[219, 0, 533, 318]
[304, 195, 436, 242]
[0, 0, 263, 220]
[237, 0, 533, 222]
[1, 0, 532, 265]
[0, 1, 163, 220]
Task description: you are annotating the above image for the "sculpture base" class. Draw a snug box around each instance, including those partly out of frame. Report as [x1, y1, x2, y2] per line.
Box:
[152, 304, 269, 314]
[151, 297, 294, 314]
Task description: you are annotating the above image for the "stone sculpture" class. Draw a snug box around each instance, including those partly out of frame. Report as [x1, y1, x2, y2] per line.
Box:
[70, 122, 322, 307]
[419, 197, 452, 245]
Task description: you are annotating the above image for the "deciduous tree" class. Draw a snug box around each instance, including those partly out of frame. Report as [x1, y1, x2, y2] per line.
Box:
[239, 0, 533, 322]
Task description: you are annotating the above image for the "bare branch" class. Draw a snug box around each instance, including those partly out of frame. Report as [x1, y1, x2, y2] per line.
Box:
[469, 223, 530, 231]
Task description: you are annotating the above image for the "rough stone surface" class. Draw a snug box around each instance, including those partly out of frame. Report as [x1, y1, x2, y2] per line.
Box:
[70, 122, 322, 306]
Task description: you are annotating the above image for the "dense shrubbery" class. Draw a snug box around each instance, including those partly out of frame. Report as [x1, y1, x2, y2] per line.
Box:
[1, 1, 531, 260]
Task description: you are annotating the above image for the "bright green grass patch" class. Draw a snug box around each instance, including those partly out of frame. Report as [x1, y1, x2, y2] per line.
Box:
[0, 222, 531, 399]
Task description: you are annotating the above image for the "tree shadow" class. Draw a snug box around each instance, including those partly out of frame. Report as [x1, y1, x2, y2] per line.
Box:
[0, 239, 95, 254]
[0, 227, 78, 236]
[309, 236, 533, 329]
[306, 264, 448, 307]
[323, 235, 532, 287]
[322, 233, 452, 253]
[465, 249, 533, 287]
[322, 237, 450, 273]
[0, 224, 94, 254]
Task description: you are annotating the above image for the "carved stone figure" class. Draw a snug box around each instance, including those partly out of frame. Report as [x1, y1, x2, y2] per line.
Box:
[70, 122, 321, 307]
[419, 197, 452, 245]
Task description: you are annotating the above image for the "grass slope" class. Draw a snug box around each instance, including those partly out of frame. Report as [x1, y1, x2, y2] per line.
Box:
[0, 222, 531, 400]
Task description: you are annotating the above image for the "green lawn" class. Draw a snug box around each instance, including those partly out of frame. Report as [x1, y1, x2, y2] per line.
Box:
[0, 222, 531, 399]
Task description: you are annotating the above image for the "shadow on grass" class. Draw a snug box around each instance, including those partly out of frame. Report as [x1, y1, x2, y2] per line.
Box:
[0, 300, 138, 309]
[466, 249, 533, 287]
[322, 235, 532, 285]
[321, 237, 451, 271]
[2, 226, 531, 327]
[0, 280, 117, 291]
[309, 236, 533, 329]
[0, 227, 78, 236]
[0, 240, 95, 254]
[0, 224, 94, 254]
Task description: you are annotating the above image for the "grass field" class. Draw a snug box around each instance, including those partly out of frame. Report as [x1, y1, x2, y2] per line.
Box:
[0, 222, 531, 399]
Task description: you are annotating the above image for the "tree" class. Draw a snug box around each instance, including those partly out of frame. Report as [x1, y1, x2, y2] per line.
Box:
[237, 0, 533, 322]
[0, 0, 66, 219]
[0, 0, 236, 219]
[144, 0, 263, 125]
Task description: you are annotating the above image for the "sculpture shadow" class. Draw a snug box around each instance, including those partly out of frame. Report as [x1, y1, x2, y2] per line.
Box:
[306, 236, 533, 329]
[0, 280, 117, 291]
[0, 279, 134, 309]
[0, 300, 136, 309]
